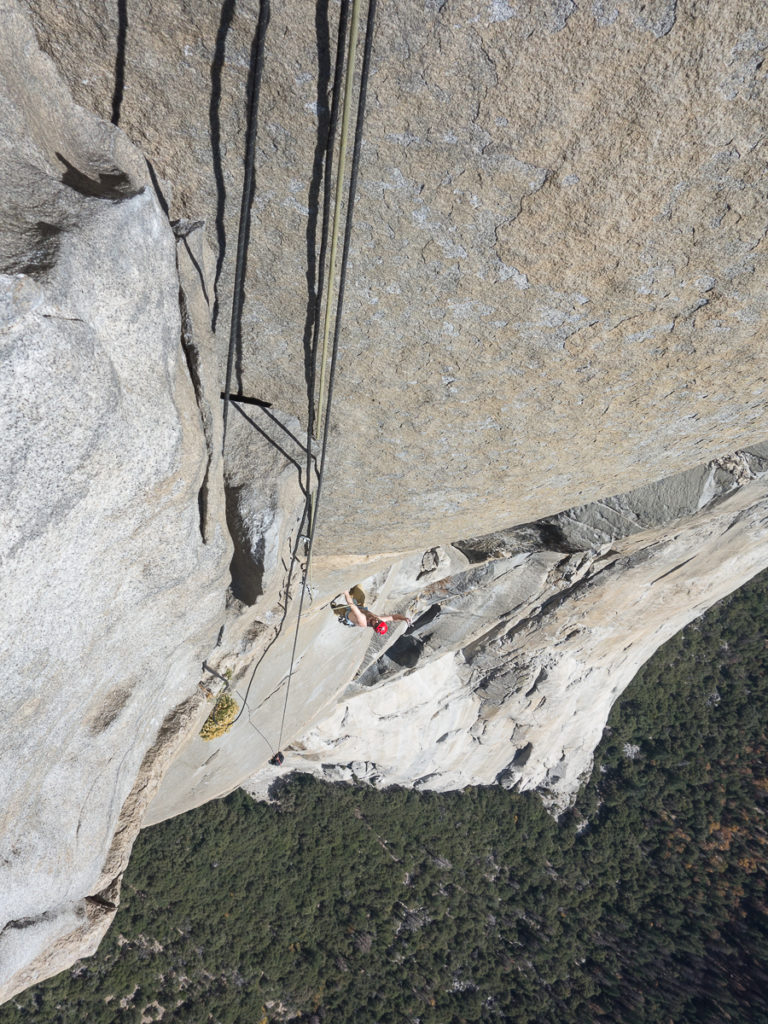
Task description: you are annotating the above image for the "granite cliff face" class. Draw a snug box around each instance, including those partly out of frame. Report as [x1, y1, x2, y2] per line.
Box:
[1, 1, 233, 1000]
[23, 0, 768, 553]
[3, 0, 768, 1003]
[244, 450, 768, 809]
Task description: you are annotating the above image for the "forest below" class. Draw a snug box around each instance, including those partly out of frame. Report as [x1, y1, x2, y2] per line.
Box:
[3, 569, 768, 1024]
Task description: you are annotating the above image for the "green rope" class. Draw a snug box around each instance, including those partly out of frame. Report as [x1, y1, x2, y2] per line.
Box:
[312, 0, 363, 521]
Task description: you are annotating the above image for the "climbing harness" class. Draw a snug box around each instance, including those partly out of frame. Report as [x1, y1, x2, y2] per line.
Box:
[220, 0, 378, 764]
[333, 599, 385, 631]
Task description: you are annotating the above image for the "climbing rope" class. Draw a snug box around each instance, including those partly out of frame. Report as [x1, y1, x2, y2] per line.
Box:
[312, 0, 362, 461]
[299, 0, 351, 606]
[218, 0, 377, 758]
[311, 0, 377, 545]
[304, 0, 350, 488]
[276, 0, 378, 752]
[223, 0, 351, 745]
[227, 502, 309, 735]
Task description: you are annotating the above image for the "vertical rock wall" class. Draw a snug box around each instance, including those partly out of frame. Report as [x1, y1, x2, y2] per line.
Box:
[23, 0, 768, 554]
[0, 1, 231, 1002]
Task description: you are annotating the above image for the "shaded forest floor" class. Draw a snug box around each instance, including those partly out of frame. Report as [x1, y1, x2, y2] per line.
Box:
[4, 570, 768, 1024]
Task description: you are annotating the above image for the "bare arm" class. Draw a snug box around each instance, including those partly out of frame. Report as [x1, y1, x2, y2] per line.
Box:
[343, 592, 368, 627]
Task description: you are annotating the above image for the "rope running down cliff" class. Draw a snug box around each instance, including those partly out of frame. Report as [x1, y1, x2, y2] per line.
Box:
[225, 0, 350, 740]
[277, 0, 378, 752]
[224, 0, 378, 752]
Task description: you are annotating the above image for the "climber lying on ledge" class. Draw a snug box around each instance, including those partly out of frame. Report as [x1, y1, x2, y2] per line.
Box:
[333, 588, 411, 635]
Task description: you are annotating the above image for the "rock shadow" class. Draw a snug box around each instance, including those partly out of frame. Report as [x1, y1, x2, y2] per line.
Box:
[221, 0, 271, 445]
[384, 634, 424, 669]
[229, 400, 308, 497]
[56, 152, 137, 200]
[209, 0, 237, 331]
[111, 0, 128, 125]
[225, 483, 265, 606]
[9, 220, 63, 277]
[300, 0, 349, 433]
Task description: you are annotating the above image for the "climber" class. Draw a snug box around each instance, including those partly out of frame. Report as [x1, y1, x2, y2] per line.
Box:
[333, 588, 411, 635]
[269, 751, 285, 767]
